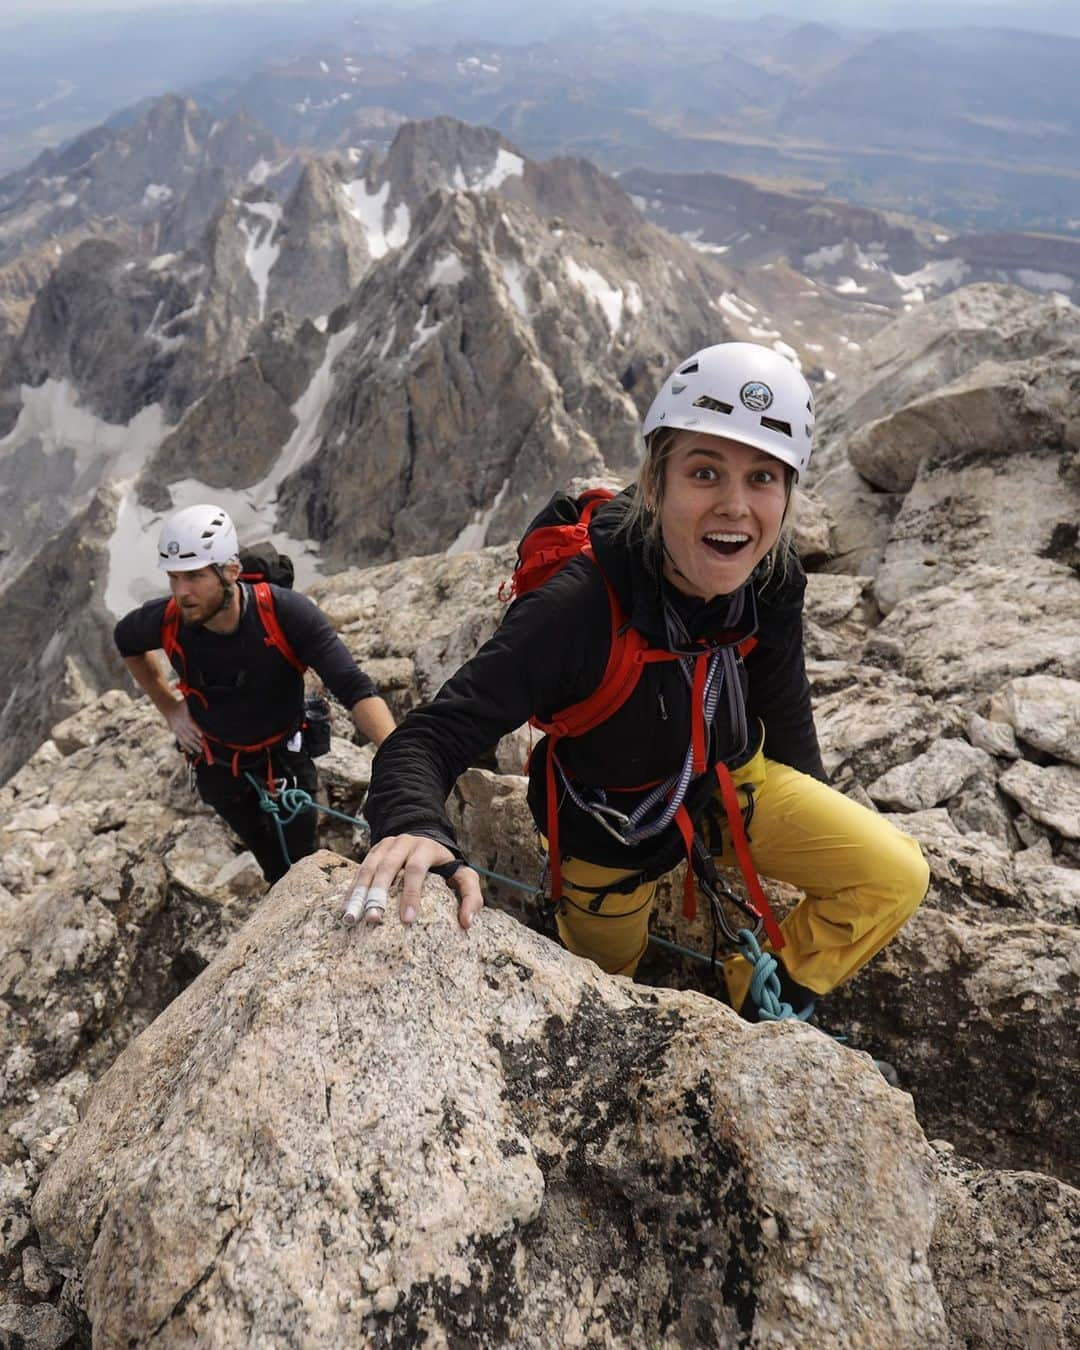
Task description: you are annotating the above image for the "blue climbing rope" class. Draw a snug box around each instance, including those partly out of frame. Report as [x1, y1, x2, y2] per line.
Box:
[244, 775, 809, 1022]
[736, 928, 815, 1023]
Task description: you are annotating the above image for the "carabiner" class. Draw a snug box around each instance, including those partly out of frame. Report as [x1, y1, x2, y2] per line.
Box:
[583, 801, 634, 844]
[701, 874, 764, 946]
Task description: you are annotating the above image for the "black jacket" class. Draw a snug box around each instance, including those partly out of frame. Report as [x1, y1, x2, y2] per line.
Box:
[366, 491, 825, 870]
[114, 583, 378, 746]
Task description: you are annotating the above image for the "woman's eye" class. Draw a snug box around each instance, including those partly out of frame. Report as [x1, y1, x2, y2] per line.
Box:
[691, 466, 717, 481]
[750, 470, 775, 485]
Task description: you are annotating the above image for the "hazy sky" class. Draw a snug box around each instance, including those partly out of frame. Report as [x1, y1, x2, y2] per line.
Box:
[0, 0, 1061, 13]
[4, 0, 1078, 40]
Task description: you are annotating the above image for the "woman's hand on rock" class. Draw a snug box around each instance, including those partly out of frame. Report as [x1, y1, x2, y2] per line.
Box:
[343, 834, 484, 931]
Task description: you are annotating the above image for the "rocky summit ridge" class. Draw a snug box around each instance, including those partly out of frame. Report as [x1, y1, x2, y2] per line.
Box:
[0, 97, 1078, 1349]
[1, 278, 1079, 1338]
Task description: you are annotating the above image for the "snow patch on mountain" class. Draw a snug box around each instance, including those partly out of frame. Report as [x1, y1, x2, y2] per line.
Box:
[564, 259, 630, 334]
[238, 201, 282, 321]
[409, 306, 442, 354]
[342, 179, 410, 258]
[0, 379, 166, 486]
[683, 232, 730, 256]
[803, 243, 846, 269]
[719, 291, 758, 323]
[1016, 268, 1074, 292]
[103, 324, 360, 618]
[447, 477, 511, 555]
[469, 149, 524, 193]
[266, 323, 358, 493]
[893, 258, 970, 300]
[247, 156, 292, 187]
[500, 260, 529, 318]
[428, 252, 466, 287]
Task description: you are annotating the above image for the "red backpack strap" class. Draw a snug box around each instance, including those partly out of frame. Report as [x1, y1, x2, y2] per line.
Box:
[161, 598, 180, 663]
[499, 489, 615, 603]
[714, 761, 785, 950]
[160, 599, 208, 710]
[533, 569, 682, 902]
[252, 582, 306, 674]
[533, 570, 660, 742]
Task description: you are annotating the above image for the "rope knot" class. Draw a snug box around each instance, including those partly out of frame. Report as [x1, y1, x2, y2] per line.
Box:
[737, 929, 815, 1023]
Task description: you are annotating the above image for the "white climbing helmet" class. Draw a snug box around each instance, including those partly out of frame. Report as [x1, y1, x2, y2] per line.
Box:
[156, 504, 240, 571]
[642, 342, 815, 478]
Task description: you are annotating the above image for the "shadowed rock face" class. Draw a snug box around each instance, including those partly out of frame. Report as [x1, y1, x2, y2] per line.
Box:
[32, 858, 947, 1347]
[144, 354, 297, 490]
[273, 182, 725, 569]
[929, 1147, 1080, 1349]
[0, 489, 120, 785]
[818, 906, 1080, 1185]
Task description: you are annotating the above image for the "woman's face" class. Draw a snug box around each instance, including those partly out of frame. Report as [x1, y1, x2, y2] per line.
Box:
[656, 431, 789, 600]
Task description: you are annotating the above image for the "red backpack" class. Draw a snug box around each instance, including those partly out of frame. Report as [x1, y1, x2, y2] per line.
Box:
[500, 490, 783, 948]
[160, 582, 307, 777]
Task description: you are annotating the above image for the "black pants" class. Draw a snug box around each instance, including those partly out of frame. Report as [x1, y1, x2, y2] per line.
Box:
[195, 745, 320, 884]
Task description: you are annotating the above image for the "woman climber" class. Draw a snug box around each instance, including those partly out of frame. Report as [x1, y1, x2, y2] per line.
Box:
[344, 342, 928, 1019]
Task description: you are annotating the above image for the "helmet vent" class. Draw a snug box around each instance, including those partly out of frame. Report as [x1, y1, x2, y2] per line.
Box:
[678, 360, 699, 375]
[760, 416, 792, 438]
[692, 395, 733, 415]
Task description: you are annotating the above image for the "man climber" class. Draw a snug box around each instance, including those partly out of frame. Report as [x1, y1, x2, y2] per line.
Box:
[114, 503, 395, 882]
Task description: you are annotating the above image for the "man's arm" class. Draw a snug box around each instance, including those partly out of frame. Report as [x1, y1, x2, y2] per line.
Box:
[123, 654, 204, 755]
[123, 652, 178, 715]
[350, 695, 396, 748]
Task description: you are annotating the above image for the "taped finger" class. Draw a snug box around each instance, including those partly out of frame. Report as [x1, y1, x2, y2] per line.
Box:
[361, 885, 388, 924]
[341, 885, 367, 925]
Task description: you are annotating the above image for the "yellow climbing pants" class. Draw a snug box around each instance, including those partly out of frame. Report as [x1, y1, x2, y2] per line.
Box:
[554, 744, 929, 1010]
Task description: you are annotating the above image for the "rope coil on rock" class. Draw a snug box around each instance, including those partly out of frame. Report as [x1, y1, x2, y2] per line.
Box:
[243, 775, 809, 1022]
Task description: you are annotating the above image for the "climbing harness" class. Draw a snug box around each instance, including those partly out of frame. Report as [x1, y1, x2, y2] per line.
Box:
[498, 487, 766, 925]
[244, 776, 808, 1023]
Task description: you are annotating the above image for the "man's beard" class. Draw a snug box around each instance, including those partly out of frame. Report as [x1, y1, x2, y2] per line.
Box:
[179, 580, 233, 626]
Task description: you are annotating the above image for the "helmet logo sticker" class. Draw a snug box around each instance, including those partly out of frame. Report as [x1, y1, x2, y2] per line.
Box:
[740, 381, 773, 412]
[167, 540, 180, 556]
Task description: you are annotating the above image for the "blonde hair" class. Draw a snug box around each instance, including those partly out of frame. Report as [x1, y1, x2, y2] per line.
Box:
[619, 428, 797, 588]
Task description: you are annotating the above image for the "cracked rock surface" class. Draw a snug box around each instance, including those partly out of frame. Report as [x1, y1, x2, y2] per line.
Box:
[34, 858, 947, 1348]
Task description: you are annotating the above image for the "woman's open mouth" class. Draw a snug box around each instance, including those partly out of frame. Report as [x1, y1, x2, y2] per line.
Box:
[703, 531, 751, 557]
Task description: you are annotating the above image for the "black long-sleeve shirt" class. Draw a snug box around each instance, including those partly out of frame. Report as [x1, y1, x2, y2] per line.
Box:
[114, 583, 377, 746]
[366, 492, 825, 869]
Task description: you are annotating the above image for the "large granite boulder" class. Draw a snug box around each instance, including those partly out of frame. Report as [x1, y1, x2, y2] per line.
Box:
[846, 352, 1080, 495]
[32, 858, 949, 1347]
[813, 284, 1080, 464]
